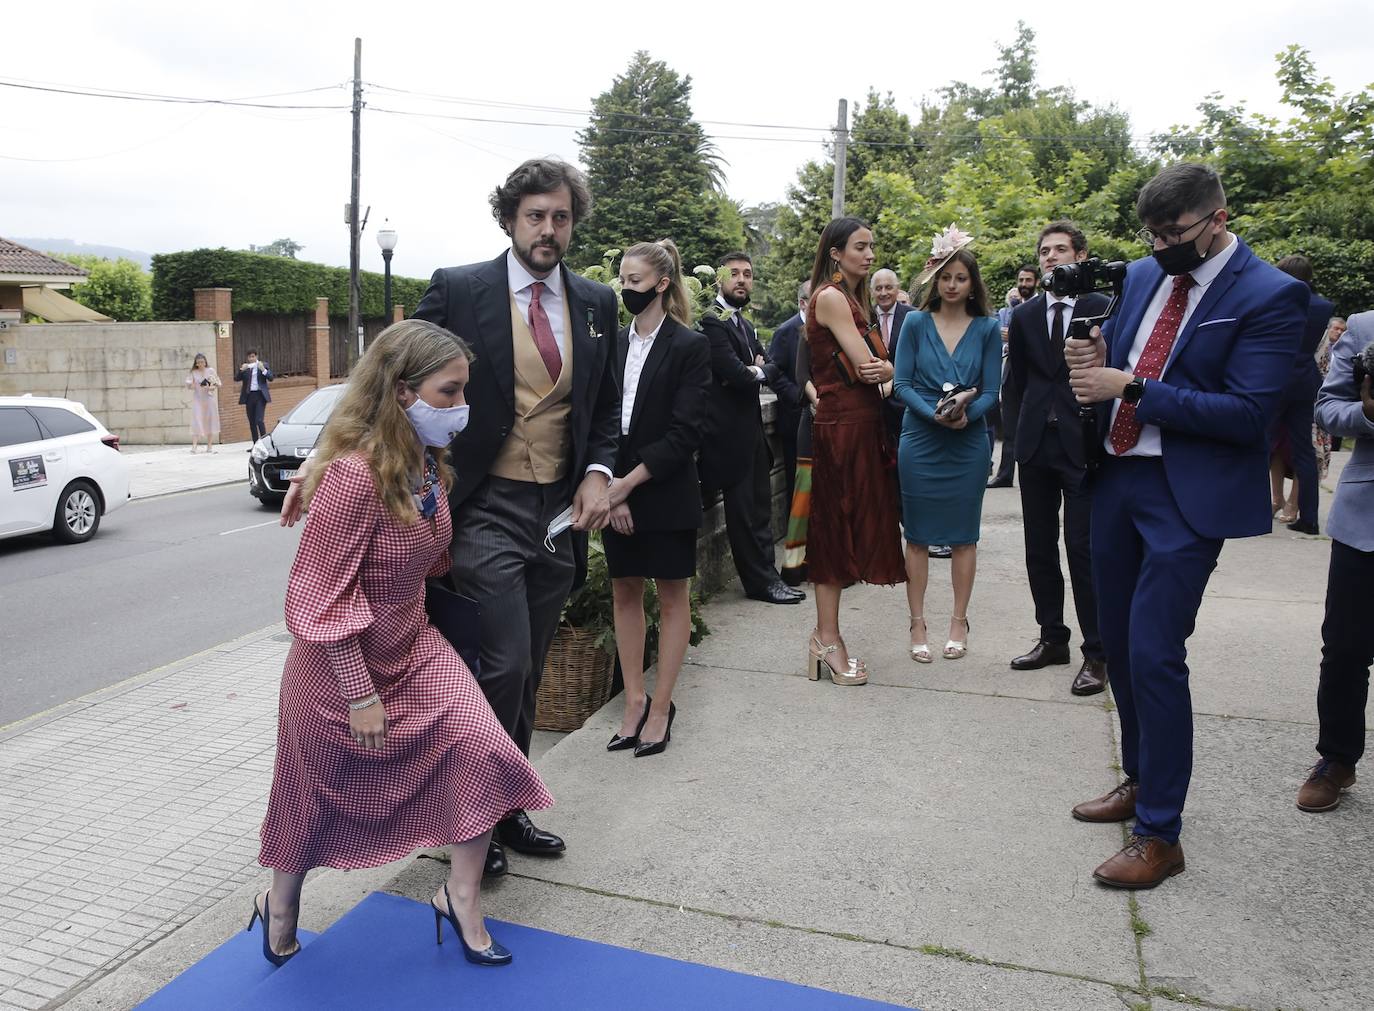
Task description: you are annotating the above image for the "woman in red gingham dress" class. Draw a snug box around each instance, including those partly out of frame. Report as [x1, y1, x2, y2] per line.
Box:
[253, 320, 550, 968]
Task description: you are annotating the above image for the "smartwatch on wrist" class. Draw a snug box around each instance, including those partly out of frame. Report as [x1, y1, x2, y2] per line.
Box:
[1122, 376, 1146, 404]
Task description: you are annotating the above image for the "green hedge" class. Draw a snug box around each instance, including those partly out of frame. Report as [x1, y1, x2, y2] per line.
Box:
[151, 248, 434, 320]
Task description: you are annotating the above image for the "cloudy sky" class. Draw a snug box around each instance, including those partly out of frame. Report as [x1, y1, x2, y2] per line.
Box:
[4, 0, 1368, 286]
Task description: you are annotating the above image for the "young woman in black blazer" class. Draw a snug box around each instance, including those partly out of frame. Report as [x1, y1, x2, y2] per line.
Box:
[603, 239, 711, 757]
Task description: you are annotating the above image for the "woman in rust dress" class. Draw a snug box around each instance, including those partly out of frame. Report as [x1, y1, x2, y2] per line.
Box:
[254, 320, 552, 968]
[804, 216, 905, 684]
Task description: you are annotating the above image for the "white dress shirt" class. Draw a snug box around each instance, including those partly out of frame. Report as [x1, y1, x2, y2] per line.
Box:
[716, 296, 765, 381]
[1045, 294, 1076, 339]
[507, 249, 567, 357]
[506, 248, 611, 479]
[620, 316, 664, 435]
[1106, 235, 1240, 457]
[248, 363, 260, 392]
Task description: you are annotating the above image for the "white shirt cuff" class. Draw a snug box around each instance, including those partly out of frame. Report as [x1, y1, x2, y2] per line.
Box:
[752, 366, 766, 382]
[585, 464, 613, 479]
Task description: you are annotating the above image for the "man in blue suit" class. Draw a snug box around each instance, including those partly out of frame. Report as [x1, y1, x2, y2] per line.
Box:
[767, 279, 811, 508]
[236, 349, 273, 445]
[1065, 163, 1309, 889]
[1272, 254, 1334, 534]
[1295, 311, 1374, 812]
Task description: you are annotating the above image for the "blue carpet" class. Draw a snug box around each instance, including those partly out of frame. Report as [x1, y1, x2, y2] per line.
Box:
[134, 925, 317, 1010]
[139, 892, 910, 1009]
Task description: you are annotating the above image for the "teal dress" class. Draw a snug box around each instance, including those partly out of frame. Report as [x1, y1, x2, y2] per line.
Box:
[893, 312, 1002, 545]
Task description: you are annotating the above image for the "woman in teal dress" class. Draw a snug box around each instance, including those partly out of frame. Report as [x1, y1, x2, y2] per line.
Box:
[894, 242, 1001, 662]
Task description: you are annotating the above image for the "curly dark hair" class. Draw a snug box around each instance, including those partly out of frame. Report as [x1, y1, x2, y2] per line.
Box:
[489, 158, 592, 233]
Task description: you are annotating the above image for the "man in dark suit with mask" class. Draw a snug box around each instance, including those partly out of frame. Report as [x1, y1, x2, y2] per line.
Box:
[698, 252, 804, 605]
[413, 158, 620, 876]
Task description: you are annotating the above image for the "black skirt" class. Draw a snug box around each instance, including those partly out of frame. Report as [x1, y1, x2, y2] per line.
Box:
[603, 527, 697, 580]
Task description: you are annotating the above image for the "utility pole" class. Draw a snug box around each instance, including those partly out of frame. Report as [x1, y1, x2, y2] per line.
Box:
[831, 98, 848, 219]
[347, 37, 362, 366]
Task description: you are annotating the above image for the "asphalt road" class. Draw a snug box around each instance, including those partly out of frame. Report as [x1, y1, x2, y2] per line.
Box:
[0, 483, 303, 727]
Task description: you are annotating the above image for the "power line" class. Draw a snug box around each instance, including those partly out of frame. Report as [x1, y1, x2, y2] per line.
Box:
[0, 77, 350, 109]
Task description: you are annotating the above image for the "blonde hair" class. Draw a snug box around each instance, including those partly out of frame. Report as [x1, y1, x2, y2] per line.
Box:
[304, 319, 474, 523]
[621, 239, 692, 326]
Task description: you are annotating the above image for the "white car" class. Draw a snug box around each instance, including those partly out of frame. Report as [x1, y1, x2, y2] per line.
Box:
[0, 395, 131, 544]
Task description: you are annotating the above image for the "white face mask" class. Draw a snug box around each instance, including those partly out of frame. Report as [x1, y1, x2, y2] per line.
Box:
[405, 395, 469, 446]
[544, 504, 575, 553]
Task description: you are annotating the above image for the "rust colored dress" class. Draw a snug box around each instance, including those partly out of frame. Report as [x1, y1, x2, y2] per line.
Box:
[804, 284, 905, 586]
[258, 453, 552, 875]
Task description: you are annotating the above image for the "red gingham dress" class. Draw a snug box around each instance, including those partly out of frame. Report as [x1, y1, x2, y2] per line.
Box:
[258, 453, 552, 875]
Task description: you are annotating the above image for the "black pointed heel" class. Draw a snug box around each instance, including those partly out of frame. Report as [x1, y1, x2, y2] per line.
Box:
[246, 891, 299, 967]
[633, 702, 676, 758]
[607, 695, 652, 751]
[431, 882, 512, 966]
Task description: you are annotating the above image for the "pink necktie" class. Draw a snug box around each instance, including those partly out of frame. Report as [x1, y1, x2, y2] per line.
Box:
[1108, 274, 1195, 455]
[881, 312, 891, 345]
[527, 281, 563, 382]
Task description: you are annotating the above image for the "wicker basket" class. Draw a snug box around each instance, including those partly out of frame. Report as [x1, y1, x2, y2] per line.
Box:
[535, 624, 614, 732]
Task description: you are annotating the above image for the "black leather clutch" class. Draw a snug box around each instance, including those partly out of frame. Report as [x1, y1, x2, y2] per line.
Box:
[424, 578, 482, 677]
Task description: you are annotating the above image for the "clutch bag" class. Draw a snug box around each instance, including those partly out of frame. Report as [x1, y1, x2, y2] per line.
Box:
[424, 578, 482, 677]
[833, 321, 889, 387]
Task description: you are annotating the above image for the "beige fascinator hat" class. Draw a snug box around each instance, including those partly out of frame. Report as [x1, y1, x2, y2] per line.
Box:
[915, 223, 975, 288]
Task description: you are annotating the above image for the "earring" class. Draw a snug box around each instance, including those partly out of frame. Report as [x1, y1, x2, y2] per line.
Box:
[830, 260, 843, 285]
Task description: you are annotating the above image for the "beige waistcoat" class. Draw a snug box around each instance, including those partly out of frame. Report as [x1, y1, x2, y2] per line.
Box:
[490, 294, 574, 483]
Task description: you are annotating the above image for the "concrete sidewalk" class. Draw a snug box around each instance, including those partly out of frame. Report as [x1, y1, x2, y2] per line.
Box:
[3, 455, 1367, 1010]
[121, 442, 255, 500]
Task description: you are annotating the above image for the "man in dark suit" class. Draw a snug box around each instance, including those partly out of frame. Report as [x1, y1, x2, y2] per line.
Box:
[236, 349, 273, 444]
[413, 158, 619, 876]
[1007, 223, 1110, 696]
[872, 267, 921, 526]
[698, 252, 804, 605]
[766, 279, 810, 507]
[1066, 163, 1308, 888]
[1273, 254, 1335, 535]
[989, 266, 1039, 487]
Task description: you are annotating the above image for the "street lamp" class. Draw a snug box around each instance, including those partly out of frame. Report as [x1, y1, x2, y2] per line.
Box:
[376, 222, 399, 322]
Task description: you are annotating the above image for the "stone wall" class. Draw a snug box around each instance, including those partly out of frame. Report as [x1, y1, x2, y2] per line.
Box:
[0, 321, 219, 444]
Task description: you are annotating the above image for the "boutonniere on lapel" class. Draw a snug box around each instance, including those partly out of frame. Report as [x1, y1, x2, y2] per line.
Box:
[585, 306, 603, 342]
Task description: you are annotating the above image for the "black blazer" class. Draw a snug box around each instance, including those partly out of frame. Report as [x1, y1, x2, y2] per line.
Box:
[235, 362, 273, 404]
[766, 313, 805, 435]
[876, 301, 916, 436]
[412, 252, 621, 584]
[1008, 291, 1110, 468]
[1286, 292, 1334, 397]
[613, 316, 711, 531]
[698, 307, 774, 489]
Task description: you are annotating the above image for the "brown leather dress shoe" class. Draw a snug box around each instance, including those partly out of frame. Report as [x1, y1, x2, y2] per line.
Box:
[1010, 640, 1071, 670]
[1296, 759, 1356, 812]
[1071, 779, 1137, 822]
[1092, 834, 1185, 889]
[1070, 658, 1108, 696]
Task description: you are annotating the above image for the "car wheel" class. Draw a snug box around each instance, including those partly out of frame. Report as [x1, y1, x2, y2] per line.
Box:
[53, 480, 101, 543]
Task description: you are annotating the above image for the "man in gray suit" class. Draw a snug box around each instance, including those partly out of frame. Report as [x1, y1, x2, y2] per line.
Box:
[1296, 310, 1374, 812]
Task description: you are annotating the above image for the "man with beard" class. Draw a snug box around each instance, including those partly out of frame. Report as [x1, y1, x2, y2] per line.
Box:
[412, 158, 619, 876]
[988, 265, 1039, 488]
[699, 252, 804, 604]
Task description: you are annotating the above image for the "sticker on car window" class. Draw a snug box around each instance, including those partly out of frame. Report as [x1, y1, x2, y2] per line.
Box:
[9, 456, 47, 491]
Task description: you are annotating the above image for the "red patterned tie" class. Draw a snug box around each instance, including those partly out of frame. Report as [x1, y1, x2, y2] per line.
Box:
[1108, 274, 1195, 455]
[527, 281, 563, 382]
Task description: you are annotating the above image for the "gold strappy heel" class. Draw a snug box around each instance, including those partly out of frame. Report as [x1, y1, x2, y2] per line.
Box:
[943, 616, 970, 660]
[909, 616, 932, 663]
[807, 634, 868, 686]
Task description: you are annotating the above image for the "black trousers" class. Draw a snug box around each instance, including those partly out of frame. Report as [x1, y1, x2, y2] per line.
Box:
[1018, 427, 1102, 659]
[1273, 378, 1321, 526]
[1316, 538, 1374, 767]
[777, 408, 800, 509]
[719, 426, 779, 595]
[991, 373, 1020, 485]
[245, 391, 269, 443]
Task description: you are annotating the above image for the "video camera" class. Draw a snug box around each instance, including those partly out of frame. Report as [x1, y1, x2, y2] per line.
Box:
[1040, 257, 1130, 471]
[1041, 258, 1128, 299]
[1353, 342, 1374, 388]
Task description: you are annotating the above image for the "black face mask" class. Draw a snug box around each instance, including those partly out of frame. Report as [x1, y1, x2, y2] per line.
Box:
[620, 285, 661, 316]
[1152, 240, 1208, 276]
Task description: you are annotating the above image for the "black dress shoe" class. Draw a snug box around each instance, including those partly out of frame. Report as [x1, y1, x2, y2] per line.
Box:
[483, 839, 508, 878]
[1287, 519, 1319, 535]
[986, 478, 1012, 488]
[607, 696, 651, 751]
[1010, 640, 1071, 670]
[634, 702, 676, 758]
[1070, 657, 1108, 696]
[495, 811, 565, 855]
[746, 581, 804, 604]
[928, 545, 953, 559]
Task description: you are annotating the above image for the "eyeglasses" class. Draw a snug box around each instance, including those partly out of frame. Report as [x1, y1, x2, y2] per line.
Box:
[1137, 209, 1220, 247]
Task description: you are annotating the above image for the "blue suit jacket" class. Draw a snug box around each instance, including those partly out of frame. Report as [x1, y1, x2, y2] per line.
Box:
[1101, 237, 1310, 540]
[1316, 311, 1374, 551]
[235, 362, 273, 404]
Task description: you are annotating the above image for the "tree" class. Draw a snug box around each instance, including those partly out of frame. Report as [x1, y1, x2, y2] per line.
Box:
[569, 52, 744, 276]
[249, 238, 304, 258]
[55, 254, 153, 321]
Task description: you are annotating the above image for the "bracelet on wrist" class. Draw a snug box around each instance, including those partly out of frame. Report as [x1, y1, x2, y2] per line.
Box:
[348, 693, 381, 711]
